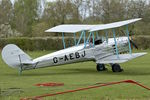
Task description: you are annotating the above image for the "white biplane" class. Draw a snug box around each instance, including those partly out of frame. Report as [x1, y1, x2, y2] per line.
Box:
[1, 18, 147, 74]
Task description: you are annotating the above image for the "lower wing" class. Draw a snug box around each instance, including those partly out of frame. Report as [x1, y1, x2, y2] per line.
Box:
[96, 53, 147, 64]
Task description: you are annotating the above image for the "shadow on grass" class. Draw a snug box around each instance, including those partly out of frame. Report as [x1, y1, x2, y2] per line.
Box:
[6, 68, 96, 76]
[5, 67, 150, 77]
[102, 67, 150, 76]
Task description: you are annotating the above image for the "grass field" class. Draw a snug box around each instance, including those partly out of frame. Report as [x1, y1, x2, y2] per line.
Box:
[0, 50, 150, 100]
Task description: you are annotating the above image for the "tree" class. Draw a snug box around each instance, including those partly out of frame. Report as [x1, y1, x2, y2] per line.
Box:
[0, 0, 14, 37]
[127, 0, 147, 18]
[71, 0, 82, 22]
[100, 0, 127, 23]
[43, 0, 81, 27]
[0, 0, 13, 24]
[82, 0, 103, 24]
[12, 0, 38, 36]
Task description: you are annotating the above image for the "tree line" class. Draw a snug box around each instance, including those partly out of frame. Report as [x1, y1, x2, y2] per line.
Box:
[0, 0, 150, 37]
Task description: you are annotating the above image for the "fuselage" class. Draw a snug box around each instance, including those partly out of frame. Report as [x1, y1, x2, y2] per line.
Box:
[23, 37, 129, 70]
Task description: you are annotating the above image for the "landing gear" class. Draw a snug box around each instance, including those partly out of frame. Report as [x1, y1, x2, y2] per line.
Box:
[111, 63, 123, 72]
[96, 64, 106, 71]
[96, 63, 123, 72]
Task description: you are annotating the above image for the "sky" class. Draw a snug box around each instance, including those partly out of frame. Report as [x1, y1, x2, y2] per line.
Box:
[10, 0, 15, 5]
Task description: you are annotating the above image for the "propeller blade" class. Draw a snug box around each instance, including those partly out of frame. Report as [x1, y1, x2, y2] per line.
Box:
[130, 39, 138, 49]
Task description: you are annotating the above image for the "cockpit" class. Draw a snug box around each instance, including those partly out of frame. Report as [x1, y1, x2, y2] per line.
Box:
[94, 38, 103, 45]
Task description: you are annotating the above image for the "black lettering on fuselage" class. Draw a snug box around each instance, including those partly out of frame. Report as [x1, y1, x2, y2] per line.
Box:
[59, 57, 63, 60]
[69, 53, 74, 60]
[64, 55, 69, 61]
[53, 51, 86, 63]
[75, 52, 80, 58]
[53, 57, 58, 63]
[81, 51, 86, 57]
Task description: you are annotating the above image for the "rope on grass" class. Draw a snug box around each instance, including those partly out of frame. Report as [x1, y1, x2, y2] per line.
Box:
[20, 80, 150, 100]
[34, 82, 64, 87]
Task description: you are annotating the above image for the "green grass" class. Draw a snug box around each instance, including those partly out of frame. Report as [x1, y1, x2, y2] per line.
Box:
[0, 50, 150, 100]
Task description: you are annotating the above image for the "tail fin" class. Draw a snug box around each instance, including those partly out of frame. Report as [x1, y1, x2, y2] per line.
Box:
[1, 44, 33, 69]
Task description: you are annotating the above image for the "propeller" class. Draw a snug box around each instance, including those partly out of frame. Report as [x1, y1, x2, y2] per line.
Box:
[129, 38, 138, 49]
[120, 30, 138, 49]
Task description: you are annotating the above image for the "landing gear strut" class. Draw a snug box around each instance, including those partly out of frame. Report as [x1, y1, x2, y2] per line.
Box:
[96, 64, 107, 71]
[111, 63, 123, 72]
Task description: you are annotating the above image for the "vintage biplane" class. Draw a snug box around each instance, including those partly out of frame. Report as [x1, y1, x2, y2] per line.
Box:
[1, 18, 147, 74]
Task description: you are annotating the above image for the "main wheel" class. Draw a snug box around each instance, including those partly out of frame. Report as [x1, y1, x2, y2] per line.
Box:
[96, 64, 106, 71]
[112, 64, 123, 72]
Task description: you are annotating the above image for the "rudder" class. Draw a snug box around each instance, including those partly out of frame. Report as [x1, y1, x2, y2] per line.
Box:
[1, 44, 32, 69]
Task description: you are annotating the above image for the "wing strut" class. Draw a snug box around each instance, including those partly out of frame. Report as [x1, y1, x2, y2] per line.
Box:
[84, 31, 86, 48]
[86, 32, 92, 47]
[126, 25, 132, 54]
[105, 30, 108, 43]
[92, 32, 95, 47]
[77, 31, 84, 45]
[96, 32, 99, 39]
[112, 29, 119, 58]
[74, 33, 76, 45]
[62, 33, 66, 49]
[77, 31, 87, 48]
[86, 32, 95, 48]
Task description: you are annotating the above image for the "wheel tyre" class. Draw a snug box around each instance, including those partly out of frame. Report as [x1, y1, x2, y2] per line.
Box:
[97, 64, 106, 71]
[112, 64, 123, 72]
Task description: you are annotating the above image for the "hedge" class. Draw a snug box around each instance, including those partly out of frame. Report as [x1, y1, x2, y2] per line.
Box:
[0, 37, 75, 51]
[133, 36, 150, 50]
[0, 36, 149, 51]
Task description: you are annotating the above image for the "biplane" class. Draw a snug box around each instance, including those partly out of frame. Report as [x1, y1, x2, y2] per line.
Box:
[1, 18, 147, 74]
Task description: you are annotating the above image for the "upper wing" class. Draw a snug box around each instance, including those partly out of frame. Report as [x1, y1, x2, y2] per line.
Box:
[96, 52, 147, 64]
[89, 18, 142, 32]
[45, 18, 141, 33]
[45, 25, 96, 33]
